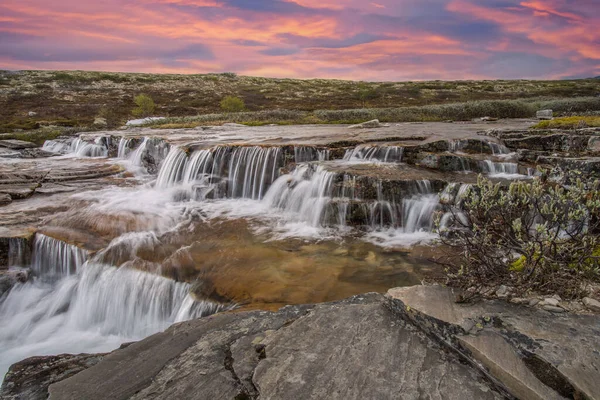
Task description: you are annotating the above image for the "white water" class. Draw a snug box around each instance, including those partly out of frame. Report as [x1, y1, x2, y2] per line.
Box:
[42, 139, 72, 154]
[343, 145, 404, 163]
[0, 235, 222, 381]
[31, 234, 88, 277]
[155, 145, 283, 200]
[71, 138, 108, 158]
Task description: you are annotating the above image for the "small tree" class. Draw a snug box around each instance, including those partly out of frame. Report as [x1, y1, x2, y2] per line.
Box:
[220, 96, 245, 112]
[437, 170, 600, 299]
[132, 94, 156, 118]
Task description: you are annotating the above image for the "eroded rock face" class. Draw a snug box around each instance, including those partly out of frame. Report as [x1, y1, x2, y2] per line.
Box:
[5, 294, 505, 400]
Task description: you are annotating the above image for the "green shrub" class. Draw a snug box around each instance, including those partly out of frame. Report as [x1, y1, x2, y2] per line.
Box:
[132, 94, 156, 117]
[220, 96, 246, 112]
[437, 171, 600, 299]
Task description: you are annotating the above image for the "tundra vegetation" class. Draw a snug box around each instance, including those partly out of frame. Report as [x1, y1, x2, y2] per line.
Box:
[131, 94, 156, 118]
[1, 70, 599, 133]
[437, 170, 600, 299]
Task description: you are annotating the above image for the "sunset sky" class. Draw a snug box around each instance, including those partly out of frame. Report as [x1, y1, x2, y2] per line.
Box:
[1, 0, 598, 81]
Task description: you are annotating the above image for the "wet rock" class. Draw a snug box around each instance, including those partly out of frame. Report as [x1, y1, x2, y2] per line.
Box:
[0, 269, 30, 298]
[582, 297, 600, 312]
[7, 294, 505, 400]
[537, 110, 553, 120]
[348, 119, 386, 129]
[1, 353, 106, 400]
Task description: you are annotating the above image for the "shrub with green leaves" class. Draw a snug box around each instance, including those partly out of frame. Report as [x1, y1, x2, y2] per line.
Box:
[132, 94, 156, 117]
[220, 96, 245, 112]
[437, 171, 600, 298]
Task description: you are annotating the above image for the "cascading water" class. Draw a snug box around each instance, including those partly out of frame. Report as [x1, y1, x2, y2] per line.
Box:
[155, 145, 284, 200]
[263, 165, 338, 227]
[294, 147, 330, 163]
[0, 234, 224, 381]
[129, 137, 150, 166]
[71, 138, 108, 158]
[42, 139, 72, 154]
[228, 146, 282, 199]
[31, 234, 88, 276]
[344, 145, 404, 163]
[117, 137, 132, 159]
[7, 238, 29, 267]
[481, 160, 520, 177]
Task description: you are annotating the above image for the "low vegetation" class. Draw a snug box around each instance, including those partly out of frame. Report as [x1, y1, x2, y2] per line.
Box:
[220, 95, 245, 112]
[437, 171, 600, 299]
[144, 97, 600, 128]
[532, 115, 600, 129]
[131, 94, 156, 118]
[1, 70, 599, 133]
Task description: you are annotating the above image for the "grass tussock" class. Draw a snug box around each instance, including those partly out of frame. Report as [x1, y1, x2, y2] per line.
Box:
[532, 116, 600, 129]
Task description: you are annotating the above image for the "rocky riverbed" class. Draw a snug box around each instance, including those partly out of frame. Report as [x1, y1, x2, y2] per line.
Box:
[1, 119, 600, 399]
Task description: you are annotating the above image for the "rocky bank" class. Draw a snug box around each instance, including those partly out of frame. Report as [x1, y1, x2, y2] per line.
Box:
[2, 286, 598, 400]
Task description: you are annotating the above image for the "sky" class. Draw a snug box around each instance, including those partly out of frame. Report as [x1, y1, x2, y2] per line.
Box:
[0, 0, 599, 81]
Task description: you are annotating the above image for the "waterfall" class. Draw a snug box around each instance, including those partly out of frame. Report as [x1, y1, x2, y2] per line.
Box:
[117, 137, 132, 159]
[129, 137, 149, 166]
[262, 165, 439, 232]
[344, 145, 403, 163]
[263, 165, 337, 227]
[7, 238, 29, 267]
[42, 139, 71, 154]
[488, 142, 510, 155]
[31, 234, 88, 277]
[0, 262, 222, 380]
[71, 138, 108, 158]
[228, 146, 282, 199]
[294, 147, 331, 163]
[481, 160, 519, 176]
[155, 147, 189, 188]
[402, 195, 440, 233]
[155, 145, 284, 200]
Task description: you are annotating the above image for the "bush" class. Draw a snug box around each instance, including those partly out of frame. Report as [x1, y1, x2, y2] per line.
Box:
[437, 171, 600, 299]
[132, 94, 156, 118]
[220, 96, 245, 112]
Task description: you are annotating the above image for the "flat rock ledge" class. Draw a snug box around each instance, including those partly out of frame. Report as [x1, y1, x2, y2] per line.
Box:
[2, 287, 599, 400]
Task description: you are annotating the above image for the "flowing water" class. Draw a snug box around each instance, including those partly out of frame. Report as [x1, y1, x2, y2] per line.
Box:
[0, 233, 222, 379]
[1, 135, 477, 382]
